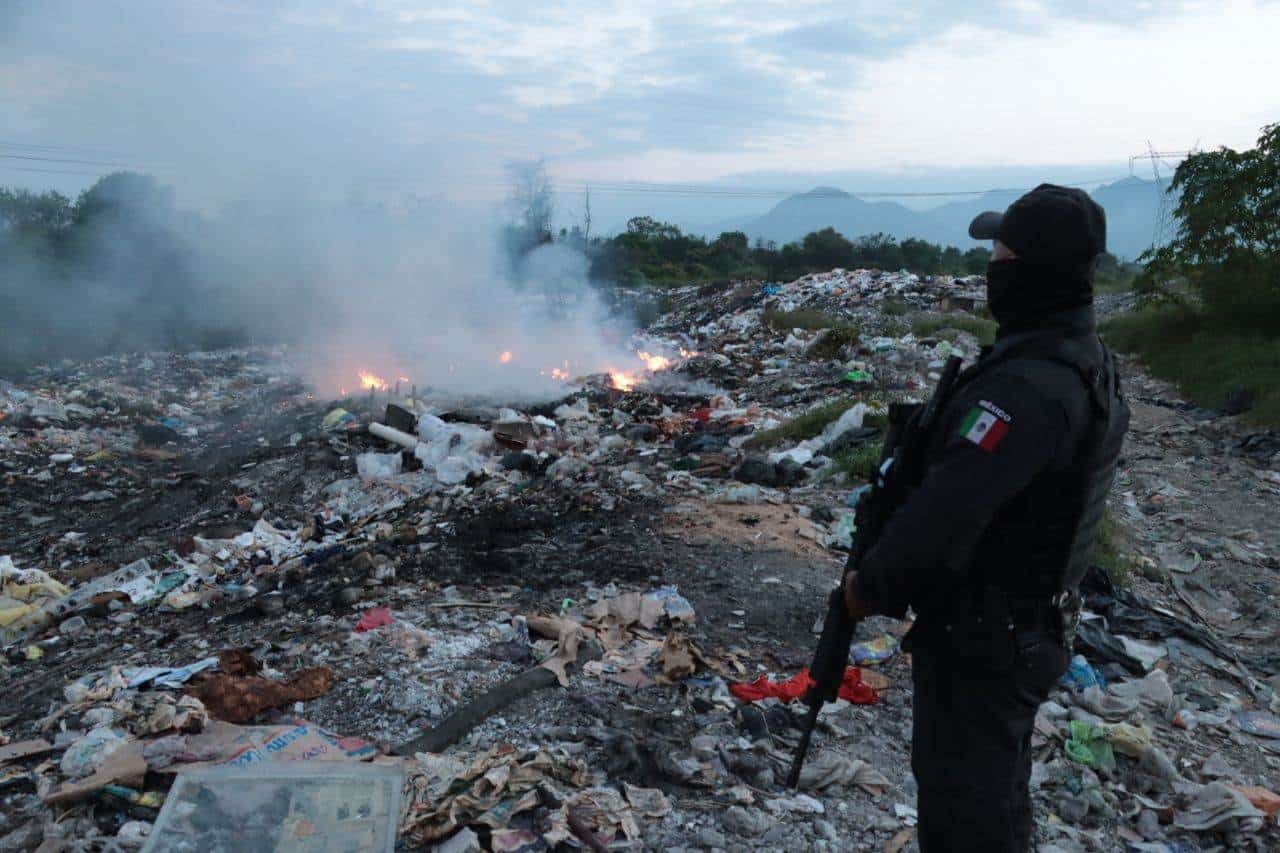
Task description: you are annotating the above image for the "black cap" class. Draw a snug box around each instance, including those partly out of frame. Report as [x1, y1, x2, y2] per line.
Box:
[968, 183, 1106, 262]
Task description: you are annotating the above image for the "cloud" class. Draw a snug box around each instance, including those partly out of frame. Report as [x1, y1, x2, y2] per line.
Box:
[1, 0, 1276, 204]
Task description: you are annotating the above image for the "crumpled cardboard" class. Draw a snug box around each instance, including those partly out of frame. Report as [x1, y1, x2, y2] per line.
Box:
[188, 666, 333, 723]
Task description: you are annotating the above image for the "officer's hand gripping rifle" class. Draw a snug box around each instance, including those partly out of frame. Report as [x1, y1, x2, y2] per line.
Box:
[787, 356, 962, 790]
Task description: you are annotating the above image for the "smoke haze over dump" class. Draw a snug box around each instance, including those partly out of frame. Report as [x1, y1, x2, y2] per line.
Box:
[0, 173, 649, 400]
[0, 4, 663, 395]
[5, 1, 1276, 388]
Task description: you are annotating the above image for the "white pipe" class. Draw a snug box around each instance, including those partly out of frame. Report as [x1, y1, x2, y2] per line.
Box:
[369, 422, 418, 450]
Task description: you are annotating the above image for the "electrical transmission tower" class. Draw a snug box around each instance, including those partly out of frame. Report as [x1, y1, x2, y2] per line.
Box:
[1129, 145, 1193, 252]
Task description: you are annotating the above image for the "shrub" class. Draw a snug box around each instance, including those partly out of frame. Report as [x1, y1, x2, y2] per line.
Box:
[881, 298, 909, 316]
[807, 326, 860, 360]
[1102, 306, 1280, 426]
[910, 312, 997, 346]
[744, 397, 856, 448]
[762, 308, 847, 332]
[833, 441, 884, 480]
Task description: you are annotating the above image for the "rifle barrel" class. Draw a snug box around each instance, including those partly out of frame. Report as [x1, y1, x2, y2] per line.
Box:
[787, 700, 823, 789]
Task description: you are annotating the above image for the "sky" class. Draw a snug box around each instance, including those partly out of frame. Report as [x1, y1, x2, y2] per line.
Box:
[2, 0, 1277, 219]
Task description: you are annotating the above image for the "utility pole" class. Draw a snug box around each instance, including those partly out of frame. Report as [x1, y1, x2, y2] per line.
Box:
[582, 184, 591, 248]
[1128, 145, 1193, 251]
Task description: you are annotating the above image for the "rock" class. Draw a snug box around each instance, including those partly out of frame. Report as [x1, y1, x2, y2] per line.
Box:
[116, 820, 151, 849]
[736, 704, 770, 740]
[695, 827, 726, 849]
[60, 615, 88, 637]
[500, 450, 536, 472]
[775, 457, 808, 486]
[619, 470, 653, 490]
[255, 592, 285, 616]
[722, 806, 769, 837]
[819, 425, 880, 458]
[137, 423, 181, 445]
[761, 825, 790, 846]
[1200, 751, 1236, 779]
[675, 432, 729, 453]
[1057, 794, 1091, 823]
[734, 457, 778, 486]
[336, 586, 363, 606]
[814, 818, 840, 842]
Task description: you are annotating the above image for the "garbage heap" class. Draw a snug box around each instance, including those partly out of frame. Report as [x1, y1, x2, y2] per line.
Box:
[2, 269, 1279, 851]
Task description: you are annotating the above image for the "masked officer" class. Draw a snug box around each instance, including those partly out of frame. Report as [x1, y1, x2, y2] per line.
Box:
[843, 184, 1130, 852]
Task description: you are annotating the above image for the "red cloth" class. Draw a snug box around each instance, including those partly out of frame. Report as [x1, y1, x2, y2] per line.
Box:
[730, 667, 878, 705]
[354, 607, 394, 632]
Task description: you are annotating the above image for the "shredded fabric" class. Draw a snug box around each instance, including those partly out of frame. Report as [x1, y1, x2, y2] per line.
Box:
[729, 667, 878, 705]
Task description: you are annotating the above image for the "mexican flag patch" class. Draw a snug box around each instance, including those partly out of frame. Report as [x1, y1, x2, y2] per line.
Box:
[958, 403, 1011, 452]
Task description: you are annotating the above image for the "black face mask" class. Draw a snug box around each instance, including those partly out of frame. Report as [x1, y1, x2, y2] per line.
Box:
[986, 257, 1095, 327]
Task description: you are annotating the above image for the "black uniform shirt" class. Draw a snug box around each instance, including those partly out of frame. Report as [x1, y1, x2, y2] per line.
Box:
[855, 311, 1099, 616]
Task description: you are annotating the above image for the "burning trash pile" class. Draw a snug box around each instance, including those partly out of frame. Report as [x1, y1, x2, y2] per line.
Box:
[2, 268, 1280, 850]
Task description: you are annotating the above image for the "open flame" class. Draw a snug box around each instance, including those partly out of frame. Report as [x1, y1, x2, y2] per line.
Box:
[637, 351, 671, 371]
[607, 348, 694, 391]
[358, 370, 389, 391]
[610, 371, 637, 392]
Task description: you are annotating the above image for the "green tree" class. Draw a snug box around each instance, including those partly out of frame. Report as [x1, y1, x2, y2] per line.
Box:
[961, 246, 991, 275]
[0, 188, 73, 234]
[0, 188, 73, 264]
[1140, 123, 1280, 326]
[802, 227, 853, 269]
[900, 237, 943, 275]
[73, 172, 173, 227]
[851, 233, 903, 269]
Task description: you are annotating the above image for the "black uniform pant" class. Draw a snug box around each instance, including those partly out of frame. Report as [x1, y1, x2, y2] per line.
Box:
[909, 626, 1070, 853]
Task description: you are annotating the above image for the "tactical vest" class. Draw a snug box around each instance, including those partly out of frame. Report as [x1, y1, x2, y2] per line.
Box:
[910, 333, 1130, 605]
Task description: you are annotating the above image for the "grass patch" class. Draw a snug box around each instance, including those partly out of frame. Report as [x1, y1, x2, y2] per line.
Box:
[744, 397, 856, 449]
[763, 308, 849, 333]
[833, 441, 884, 481]
[807, 326, 861, 360]
[910, 312, 997, 346]
[862, 409, 890, 431]
[1102, 306, 1280, 426]
[880, 316, 910, 337]
[881, 298, 909, 316]
[1092, 510, 1129, 587]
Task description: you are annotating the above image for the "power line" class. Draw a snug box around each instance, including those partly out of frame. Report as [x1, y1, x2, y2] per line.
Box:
[0, 135, 1134, 202]
[0, 140, 145, 160]
[0, 153, 147, 169]
[547, 175, 1130, 200]
[0, 165, 110, 177]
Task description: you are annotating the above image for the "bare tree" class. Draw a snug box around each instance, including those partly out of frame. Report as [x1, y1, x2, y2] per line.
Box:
[506, 158, 554, 242]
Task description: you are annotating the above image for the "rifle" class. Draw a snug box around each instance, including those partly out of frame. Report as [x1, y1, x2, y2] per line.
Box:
[787, 355, 962, 789]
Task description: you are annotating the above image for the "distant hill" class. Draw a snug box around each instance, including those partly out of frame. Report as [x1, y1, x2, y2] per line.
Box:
[703, 177, 1164, 261]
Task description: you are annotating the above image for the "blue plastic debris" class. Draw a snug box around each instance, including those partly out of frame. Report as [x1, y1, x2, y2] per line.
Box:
[1061, 654, 1106, 691]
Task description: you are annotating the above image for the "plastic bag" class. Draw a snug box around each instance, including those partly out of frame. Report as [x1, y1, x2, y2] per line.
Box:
[60, 728, 126, 779]
[357, 452, 403, 480]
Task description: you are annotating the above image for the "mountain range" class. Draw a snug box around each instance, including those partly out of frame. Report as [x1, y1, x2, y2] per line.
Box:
[699, 176, 1164, 261]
